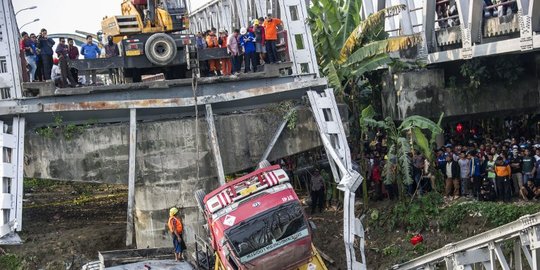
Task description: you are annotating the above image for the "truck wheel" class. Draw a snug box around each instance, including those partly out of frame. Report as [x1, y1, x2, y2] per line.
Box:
[194, 189, 206, 214]
[145, 33, 177, 66]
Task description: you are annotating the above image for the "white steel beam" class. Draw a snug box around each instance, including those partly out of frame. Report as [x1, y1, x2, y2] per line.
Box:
[205, 104, 226, 185]
[126, 108, 137, 246]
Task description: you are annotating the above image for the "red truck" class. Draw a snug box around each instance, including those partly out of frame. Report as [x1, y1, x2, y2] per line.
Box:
[194, 164, 326, 270]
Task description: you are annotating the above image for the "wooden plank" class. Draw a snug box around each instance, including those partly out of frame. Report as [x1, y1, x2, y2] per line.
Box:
[205, 104, 226, 185]
[126, 109, 136, 246]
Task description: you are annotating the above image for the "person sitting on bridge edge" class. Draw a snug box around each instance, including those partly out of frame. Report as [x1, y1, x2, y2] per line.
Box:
[168, 207, 185, 262]
[80, 35, 101, 85]
[206, 28, 222, 76]
[240, 27, 256, 73]
[263, 13, 283, 64]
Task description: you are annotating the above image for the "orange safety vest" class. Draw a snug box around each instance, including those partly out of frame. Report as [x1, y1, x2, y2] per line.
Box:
[263, 18, 282, 40]
[495, 164, 511, 177]
[168, 216, 183, 234]
[206, 33, 219, 48]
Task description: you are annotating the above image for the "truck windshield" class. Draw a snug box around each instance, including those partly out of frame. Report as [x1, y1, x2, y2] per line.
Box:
[225, 201, 309, 263]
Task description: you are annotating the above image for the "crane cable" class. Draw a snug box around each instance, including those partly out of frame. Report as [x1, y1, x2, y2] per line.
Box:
[192, 73, 200, 184]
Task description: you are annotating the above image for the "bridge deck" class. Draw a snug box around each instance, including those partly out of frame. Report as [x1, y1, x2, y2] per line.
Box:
[3, 73, 326, 127]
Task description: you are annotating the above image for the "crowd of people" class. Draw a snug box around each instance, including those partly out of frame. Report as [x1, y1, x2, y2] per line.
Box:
[436, 0, 517, 29]
[20, 28, 121, 88]
[366, 130, 540, 203]
[196, 13, 284, 77]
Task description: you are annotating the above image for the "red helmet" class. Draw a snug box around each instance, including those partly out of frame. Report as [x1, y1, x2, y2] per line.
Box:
[53, 58, 59, 65]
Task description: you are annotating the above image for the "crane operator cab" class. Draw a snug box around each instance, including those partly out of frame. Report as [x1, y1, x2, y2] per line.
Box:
[159, 0, 188, 31]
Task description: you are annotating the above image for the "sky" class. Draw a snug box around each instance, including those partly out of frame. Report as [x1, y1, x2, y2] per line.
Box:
[13, 0, 210, 36]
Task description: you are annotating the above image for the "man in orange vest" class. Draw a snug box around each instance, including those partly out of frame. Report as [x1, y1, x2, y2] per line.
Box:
[263, 13, 283, 64]
[168, 207, 184, 261]
[206, 28, 221, 76]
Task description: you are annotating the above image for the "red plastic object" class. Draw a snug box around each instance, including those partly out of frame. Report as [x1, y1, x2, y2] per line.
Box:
[410, 234, 423, 245]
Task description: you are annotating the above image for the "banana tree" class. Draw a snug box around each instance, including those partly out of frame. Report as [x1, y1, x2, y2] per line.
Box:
[308, 0, 422, 96]
[360, 106, 442, 200]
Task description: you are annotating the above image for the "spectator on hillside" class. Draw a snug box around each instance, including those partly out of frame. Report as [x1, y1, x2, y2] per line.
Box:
[80, 35, 101, 85]
[263, 13, 283, 64]
[37, 28, 55, 81]
[55, 37, 77, 88]
[486, 153, 497, 193]
[495, 156, 512, 201]
[510, 145, 523, 196]
[443, 155, 460, 200]
[479, 177, 496, 201]
[239, 27, 256, 73]
[458, 152, 471, 196]
[520, 179, 539, 201]
[67, 38, 79, 84]
[469, 151, 482, 199]
[522, 149, 536, 185]
[227, 29, 241, 75]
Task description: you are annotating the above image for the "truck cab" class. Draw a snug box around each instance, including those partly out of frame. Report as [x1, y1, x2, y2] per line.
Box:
[201, 165, 314, 270]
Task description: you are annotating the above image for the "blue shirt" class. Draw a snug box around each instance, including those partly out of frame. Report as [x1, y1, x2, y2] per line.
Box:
[38, 37, 55, 56]
[470, 157, 481, 177]
[239, 33, 256, 53]
[80, 43, 101, 59]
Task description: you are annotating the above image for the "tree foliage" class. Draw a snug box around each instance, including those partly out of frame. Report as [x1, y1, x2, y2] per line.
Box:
[360, 106, 442, 199]
[308, 0, 421, 97]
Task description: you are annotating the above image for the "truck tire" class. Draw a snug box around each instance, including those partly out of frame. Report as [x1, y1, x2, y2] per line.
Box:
[145, 33, 177, 66]
[194, 189, 206, 214]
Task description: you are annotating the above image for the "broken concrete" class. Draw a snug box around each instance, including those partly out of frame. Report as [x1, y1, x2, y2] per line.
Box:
[24, 106, 347, 248]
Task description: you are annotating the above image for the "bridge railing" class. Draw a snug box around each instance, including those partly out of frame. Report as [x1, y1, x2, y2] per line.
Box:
[363, 0, 540, 63]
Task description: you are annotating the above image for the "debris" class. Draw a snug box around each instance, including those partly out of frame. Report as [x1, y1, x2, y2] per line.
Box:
[410, 234, 424, 246]
[316, 247, 335, 264]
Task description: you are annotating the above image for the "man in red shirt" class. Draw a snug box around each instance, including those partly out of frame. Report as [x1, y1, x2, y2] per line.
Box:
[263, 14, 283, 64]
[67, 38, 80, 85]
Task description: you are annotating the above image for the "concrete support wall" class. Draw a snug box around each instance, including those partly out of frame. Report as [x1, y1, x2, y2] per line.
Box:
[24, 107, 344, 248]
[382, 68, 540, 120]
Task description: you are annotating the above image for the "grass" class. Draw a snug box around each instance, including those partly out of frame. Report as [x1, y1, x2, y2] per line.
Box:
[0, 254, 23, 270]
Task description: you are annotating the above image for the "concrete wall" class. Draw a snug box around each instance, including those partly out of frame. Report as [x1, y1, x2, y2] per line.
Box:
[24, 107, 345, 248]
[381, 68, 540, 120]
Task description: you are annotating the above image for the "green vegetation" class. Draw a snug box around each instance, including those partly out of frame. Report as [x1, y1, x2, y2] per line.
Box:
[370, 192, 540, 234]
[35, 115, 98, 140]
[308, 0, 420, 98]
[440, 201, 540, 231]
[360, 106, 443, 199]
[0, 254, 23, 270]
[24, 178, 58, 193]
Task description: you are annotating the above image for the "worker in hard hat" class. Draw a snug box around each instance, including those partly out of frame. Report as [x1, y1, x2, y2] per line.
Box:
[168, 207, 185, 262]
